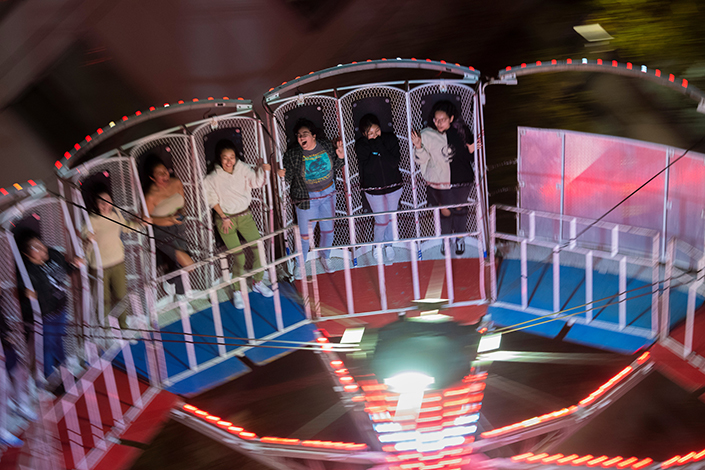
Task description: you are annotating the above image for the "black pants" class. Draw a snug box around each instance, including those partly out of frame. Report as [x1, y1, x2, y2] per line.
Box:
[426, 185, 472, 235]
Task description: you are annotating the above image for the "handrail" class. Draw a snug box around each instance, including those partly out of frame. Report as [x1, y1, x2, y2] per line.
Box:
[494, 204, 662, 237]
[55, 99, 253, 174]
[264, 58, 480, 101]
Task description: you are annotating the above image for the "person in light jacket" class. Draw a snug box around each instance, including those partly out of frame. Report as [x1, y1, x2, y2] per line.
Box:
[204, 139, 273, 308]
[411, 100, 477, 255]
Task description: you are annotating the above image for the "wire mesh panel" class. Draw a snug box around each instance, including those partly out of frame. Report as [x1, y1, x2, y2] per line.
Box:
[273, 95, 347, 253]
[192, 116, 272, 282]
[192, 117, 269, 237]
[130, 134, 212, 292]
[409, 83, 478, 247]
[70, 157, 152, 329]
[339, 86, 410, 245]
[0, 231, 29, 369]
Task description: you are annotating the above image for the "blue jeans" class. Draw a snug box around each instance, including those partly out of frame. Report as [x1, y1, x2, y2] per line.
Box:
[296, 185, 336, 260]
[43, 310, 67, 378]
[365, 187, 403, 242]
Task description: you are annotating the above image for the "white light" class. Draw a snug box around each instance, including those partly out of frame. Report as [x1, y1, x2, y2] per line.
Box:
[378, 430, 417, 443]
[641, 65, 647, 73]
[108, 121, 116, 128]
[374, 422, 402, 433]
[477, 333, 502, 353]
[573, 24, 614, 42]
[416, 435, 465, 453]
[582, 58, 588, 64]
[479, 350, 519, 362]
[384, 372, 435, 394]
[454, 413, 480, 425]
[341, 327, 365, 344]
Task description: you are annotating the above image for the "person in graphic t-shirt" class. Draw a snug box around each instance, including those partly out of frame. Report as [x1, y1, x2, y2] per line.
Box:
[278, 119, 344, 274]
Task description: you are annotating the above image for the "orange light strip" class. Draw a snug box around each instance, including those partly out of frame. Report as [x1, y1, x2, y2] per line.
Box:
[580, 366, 633, 406]
[181, 403, 367, 451]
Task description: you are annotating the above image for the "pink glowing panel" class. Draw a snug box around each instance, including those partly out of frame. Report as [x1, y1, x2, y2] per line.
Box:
[666, 152, 705, 253]
[563, 133, 666, 254]
[518, 128, 563, 240]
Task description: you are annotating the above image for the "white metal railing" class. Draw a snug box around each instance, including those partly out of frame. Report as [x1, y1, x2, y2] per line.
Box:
[307, 202, 486, 320]
[661, 238, 705, 368]
[490, 205, 661, 338]
[147, 225, 309, 381]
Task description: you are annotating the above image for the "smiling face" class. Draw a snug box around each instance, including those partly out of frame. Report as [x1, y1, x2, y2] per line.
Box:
[96, 192, 113, 217]
[219, 149, 237, 174]
[365, 124, 381, 140]
[296, 127, 317, 151]
[433, 110, 454, 133]
[150, 163, 171, 188]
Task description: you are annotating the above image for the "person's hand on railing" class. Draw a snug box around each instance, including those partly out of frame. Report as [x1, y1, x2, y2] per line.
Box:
[277, 168, 286, 178]
[261, 163, 271, 172]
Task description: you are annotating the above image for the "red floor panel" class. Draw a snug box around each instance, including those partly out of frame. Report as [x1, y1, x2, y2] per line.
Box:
[304, 258, 487, 336]
[668, 302, 705, 357]
[650, 343, 705, 396]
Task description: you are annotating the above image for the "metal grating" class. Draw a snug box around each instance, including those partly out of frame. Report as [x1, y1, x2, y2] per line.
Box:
[130, 134, 212, 292]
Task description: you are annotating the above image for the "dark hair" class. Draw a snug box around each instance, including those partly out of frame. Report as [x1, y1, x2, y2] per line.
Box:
[15, 229, 41, 258]
[292, 119, 319, 140]
[359, 114, 381, 137]
[207, 139, 242, 174]
[86, 182, 112, 215]
[429, 100, 470, 144]
[141, 154, 168, 193]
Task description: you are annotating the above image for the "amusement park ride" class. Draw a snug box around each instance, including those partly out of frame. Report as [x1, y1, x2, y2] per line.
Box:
[0, 57, 704, 470]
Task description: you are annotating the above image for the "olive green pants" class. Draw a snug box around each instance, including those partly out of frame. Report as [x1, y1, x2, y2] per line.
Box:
[216, 211, 264, 282]
[94, 262, 128, 329]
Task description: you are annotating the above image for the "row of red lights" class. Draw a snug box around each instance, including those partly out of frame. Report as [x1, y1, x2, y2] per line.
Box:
[181, 403, 367, 451]
[0, 180, 38, 197]
[505, 60, 688, 88]
[55, 97, 246, 170]
[319, 331, 486, 470]
[267, 58, 477, 92]
[511, 452, 654, 469]
[480, 352, 650, 439]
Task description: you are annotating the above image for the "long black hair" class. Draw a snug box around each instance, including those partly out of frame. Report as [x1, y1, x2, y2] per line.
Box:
[429, 100, 471, 145]
[206, 139, 243, 175]
[141, 154, 168, 194]
[86, 182, 112, 215]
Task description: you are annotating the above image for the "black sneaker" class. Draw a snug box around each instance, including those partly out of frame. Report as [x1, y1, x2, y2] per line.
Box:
[440, 240, 445, 256]
[455, 237, 465, 255]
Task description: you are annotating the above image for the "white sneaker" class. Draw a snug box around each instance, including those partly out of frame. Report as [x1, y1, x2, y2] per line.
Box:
[385, 246, 395, 261]
[372, 246, 378, 260]
[253, 281, 274, 298]
[0, 428, 22, 448]
[319, 257, 334, 274]
[233, 290, 245, 309]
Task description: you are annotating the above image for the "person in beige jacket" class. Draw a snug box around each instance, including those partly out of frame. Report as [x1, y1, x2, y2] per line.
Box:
[82, 184, 146, 328]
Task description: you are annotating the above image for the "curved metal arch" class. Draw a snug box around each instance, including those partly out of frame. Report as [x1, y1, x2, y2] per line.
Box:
[497, 59, 705, 107]
[55, 98, 254, 176]
[263, 58, 480, 102]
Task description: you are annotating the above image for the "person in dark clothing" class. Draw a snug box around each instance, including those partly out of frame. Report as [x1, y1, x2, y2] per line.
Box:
[355, 114, 403, 261]
[412, 100, 477, 255]
[16, 230, 79, 378]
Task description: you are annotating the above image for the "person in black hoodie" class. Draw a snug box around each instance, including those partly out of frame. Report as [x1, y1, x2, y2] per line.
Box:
[16, 230, 79, 379]
[355, 114, 403, 261]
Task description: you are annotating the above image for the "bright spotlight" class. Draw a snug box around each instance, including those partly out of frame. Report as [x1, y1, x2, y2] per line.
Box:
[384, 372, 435, 394]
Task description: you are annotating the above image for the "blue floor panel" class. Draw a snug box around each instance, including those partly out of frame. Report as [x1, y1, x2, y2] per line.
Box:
[494, 259, 705, 353]
[244, 323, 316, 365]
[112, 281, 311, 395]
